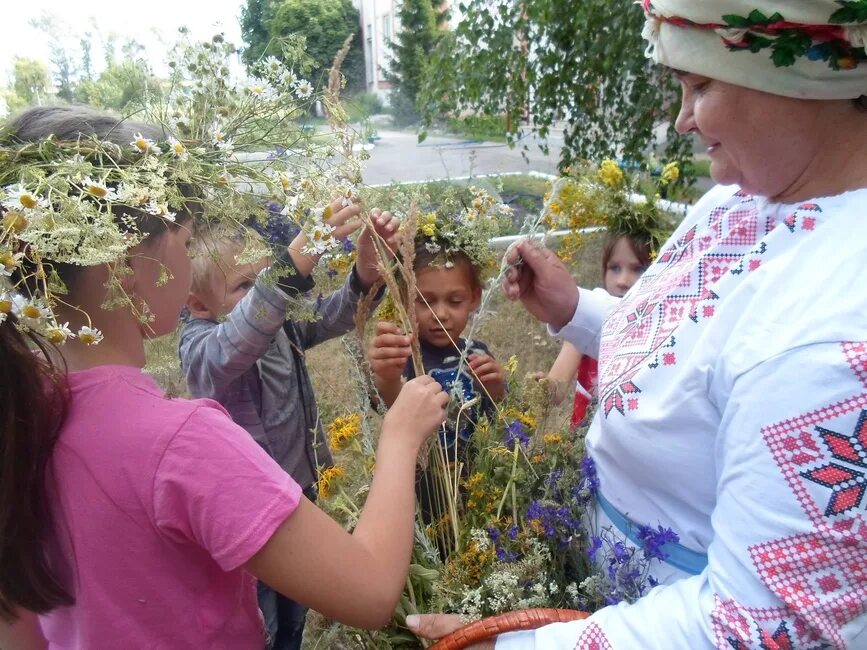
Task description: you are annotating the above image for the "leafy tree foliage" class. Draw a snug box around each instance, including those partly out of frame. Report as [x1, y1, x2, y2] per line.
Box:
[385, 0, 447, 126]
[418, 0, 692, 172]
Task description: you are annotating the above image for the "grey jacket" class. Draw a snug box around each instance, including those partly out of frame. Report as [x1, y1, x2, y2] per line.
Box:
[179, 253, 378, 490]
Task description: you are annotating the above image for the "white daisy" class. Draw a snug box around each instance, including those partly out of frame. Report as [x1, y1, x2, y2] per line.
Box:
[46, 321, 75, 344]
[248, 78, 276, 101]
[145, 200, 177, 222]
[0, 251, 23, 277]
[82, 177, 119, 201]
[2, 183, 48, 213]
[279, 69, 298, 88]
[293, 79, 314, 99]
[262, 56, 283, 75]
[17, 297, 50, 326]
[211, 123, 228, 145]
[77, 325, 104, 345]
[167, 137, 189, 161]
[130, 133, 159, 155]
[301, 221, 337, 256]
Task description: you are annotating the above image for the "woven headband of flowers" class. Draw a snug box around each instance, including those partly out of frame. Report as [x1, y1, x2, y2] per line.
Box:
[0, 33, 363, 345]
[544, 159, 679, 264]
[414, 186, 513, 276]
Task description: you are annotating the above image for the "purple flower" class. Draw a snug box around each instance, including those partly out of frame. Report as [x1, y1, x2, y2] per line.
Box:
[487, 527, 501, 543]
[496, 547, 518, 563]
[587, 535, 603, 563]
[637, 524, 680, 562]
[504, 420, 530, 449]
[612, 541, 630, 563]
[507, 524, 519, 540]
[341, 237, 356, 253]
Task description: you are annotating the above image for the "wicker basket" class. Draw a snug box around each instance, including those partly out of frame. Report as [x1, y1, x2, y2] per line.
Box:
[428, 608, 590, 650]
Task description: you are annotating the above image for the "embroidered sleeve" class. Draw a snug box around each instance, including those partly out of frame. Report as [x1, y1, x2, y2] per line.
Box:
[499, 341, 867, 648]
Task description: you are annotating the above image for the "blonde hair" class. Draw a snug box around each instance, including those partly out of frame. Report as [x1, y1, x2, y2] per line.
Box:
[189, 227, 269, 296]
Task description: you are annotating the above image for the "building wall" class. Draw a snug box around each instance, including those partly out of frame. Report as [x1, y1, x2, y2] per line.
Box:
[358, 0, 397, 101]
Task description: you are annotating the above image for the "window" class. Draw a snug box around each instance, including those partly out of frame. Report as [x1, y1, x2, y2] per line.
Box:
[382, 14, 392, 43]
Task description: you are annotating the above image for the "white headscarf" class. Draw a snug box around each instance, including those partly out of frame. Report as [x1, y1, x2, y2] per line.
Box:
[641, 0, 867, 99]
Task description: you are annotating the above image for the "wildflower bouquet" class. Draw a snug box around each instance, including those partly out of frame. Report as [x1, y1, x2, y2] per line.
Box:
[543, 159, 680, 265]
[0, 31, 361, 342]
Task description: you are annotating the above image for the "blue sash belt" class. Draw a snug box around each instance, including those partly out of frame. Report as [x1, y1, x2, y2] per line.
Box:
[596, 491, 708, 576]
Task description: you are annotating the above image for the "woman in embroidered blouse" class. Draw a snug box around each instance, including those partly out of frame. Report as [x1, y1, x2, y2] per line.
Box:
[409, 1, 867, 648]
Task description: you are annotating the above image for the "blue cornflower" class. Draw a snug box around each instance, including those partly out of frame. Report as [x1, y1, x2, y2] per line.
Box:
[496, 546, 518, 563]
[507, 524, 519, 540]
[504, 420, 530, 449]
[341, 237, 356, 253]
[487, 527, 501, 544]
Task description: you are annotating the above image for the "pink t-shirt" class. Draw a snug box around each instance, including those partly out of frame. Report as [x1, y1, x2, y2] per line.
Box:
[39, 365, 302, 649]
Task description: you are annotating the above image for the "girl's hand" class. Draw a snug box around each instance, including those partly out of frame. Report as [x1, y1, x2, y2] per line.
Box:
[356, 208, 401, 289]
[469, 353, 507, 401]
[368, 322, 413, 382]
[405, 614, 495, 650]
[383, 376, 449, 446]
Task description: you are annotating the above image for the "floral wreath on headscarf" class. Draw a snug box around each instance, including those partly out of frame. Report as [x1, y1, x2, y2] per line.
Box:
[642, 0, 867, 71]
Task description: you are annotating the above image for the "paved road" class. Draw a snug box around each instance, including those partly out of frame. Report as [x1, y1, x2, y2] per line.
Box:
[360, 127, 714, 196]
[361, 129, 562, 186]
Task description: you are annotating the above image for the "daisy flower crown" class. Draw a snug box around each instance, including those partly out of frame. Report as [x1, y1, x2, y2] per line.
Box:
[0, 32, 364, 344]
[413, 186, 512, 277]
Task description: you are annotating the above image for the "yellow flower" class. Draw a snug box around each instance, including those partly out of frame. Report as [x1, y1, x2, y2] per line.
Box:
[327, 413, 362, 450]
[421, 223, 436, 237]
[661, 161, 680, 184]
[598, 159, 624, 188]
[543, 433, 563, 445]
[504, 355, 518, 375]
[0, 297, 11, 314]
[317, 465, 346, 499]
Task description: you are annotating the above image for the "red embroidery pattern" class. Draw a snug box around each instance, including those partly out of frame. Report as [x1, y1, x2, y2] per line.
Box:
[749, 342, 867, 648]
[711, 596, 829, 649]
[597, 191, 784, 417]
[574, 622, 613, 650]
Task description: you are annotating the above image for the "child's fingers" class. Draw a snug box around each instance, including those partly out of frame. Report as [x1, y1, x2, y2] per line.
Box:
[374, 321, 404, 336]
[369, 342, 412, 360]
[477, 372, 504, 386]
[372, 331, 412, 348]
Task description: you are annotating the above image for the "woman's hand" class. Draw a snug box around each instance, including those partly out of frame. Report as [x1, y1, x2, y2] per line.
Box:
[356, 208, 401, 289]
[502, 240, 578, 329]
[406, 614, 496, 650]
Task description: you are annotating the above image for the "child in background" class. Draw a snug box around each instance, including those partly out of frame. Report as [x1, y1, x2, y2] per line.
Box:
[0, 106, 449, 650]
[179, 202, 398, 650]
[542, 233, 651, 428]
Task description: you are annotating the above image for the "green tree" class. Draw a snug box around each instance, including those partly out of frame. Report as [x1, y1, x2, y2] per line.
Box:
[385, 0, 446, 126]
[240, 0, 282, 67]
[264, 0, 364, 91]
[418, 0, 692, 174]
[74, 59, 160, 111]
[6, 57, 52, 110]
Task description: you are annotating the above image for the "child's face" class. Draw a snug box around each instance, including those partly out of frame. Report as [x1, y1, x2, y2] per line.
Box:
[604, 237, 646, 298]
[414, 260, 481, 348]
[191, 242, 268, 320]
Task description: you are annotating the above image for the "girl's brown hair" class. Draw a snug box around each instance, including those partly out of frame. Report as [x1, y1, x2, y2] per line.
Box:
[600, 233, 652, 284]
[0, 106, 198, 621]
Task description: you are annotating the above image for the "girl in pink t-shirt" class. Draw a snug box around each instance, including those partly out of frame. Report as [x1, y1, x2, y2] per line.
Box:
[0, 106, 448, 649]
[541, 233, 651, 427]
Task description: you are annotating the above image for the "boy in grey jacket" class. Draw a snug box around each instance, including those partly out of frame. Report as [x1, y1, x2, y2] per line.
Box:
[179, 199, 398, 650]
